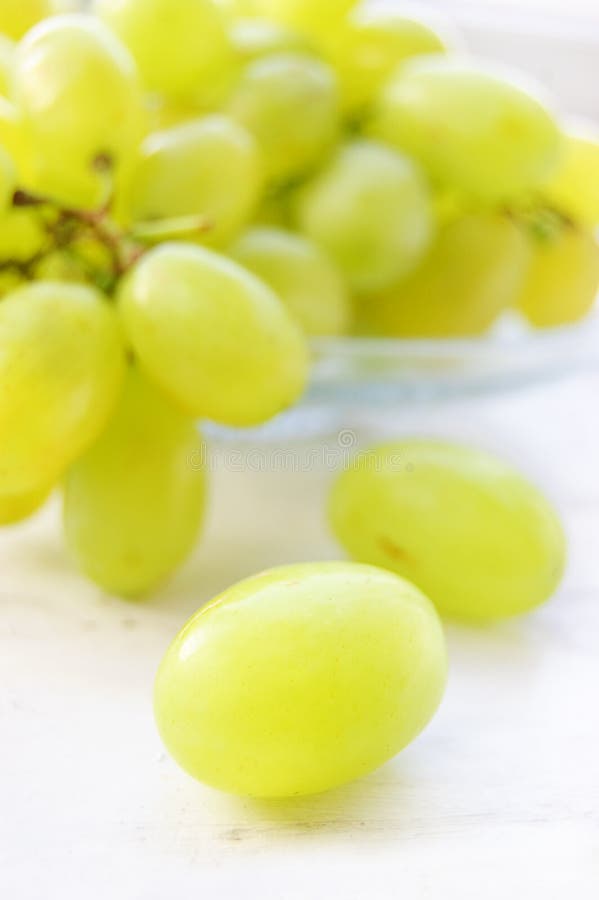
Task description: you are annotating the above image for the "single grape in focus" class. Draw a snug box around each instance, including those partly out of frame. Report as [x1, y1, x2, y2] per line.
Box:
[155, 561, 447, 798]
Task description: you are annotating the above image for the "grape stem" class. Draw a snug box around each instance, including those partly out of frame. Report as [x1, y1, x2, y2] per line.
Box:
[4, 186, 215, 295]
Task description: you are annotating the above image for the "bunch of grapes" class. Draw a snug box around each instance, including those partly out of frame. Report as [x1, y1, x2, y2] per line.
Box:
[0, 0, 592, 591]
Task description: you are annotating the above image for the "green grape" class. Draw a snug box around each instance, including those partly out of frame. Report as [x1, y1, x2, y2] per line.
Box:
[0, 35, 15, 97]
[0, 98, 27, 170]
[14, 14, 145, 208]
[119, 242, 309, 427]
[155, 561, 446, 798]
[323, 9, 448, 117]
[294, 139, 433, 294]
[230, 226, 350, 336]
[95, 0, 234, 103]
[518, 226, 599, 328]
[230, 17, 314, 64]
[240, 0, 358, 39]
[0, 145, 16, 214]
[0, 484, 51, 526]
[355, 212, 531, 338]
[371, 57, 562, 203]
[330, 441, 566, 622]
[0, 207, 47, 298]
[0, 281, 125, 495]
[228, 53, 340, 184]
[127, 116, 263, 246]
[0, 0, 55, 40]
[544, 129, 599, 227]
[64, 367, 206, 597]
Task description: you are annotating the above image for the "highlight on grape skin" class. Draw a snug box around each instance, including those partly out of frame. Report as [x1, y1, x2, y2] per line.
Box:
[329, 440, 567, 622]
[154, 562, 447, 798]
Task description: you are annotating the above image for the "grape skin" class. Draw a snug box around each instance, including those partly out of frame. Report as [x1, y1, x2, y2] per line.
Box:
[228, 52, 340, 184]
[127, 115, 263, 246]
[229, 226, 351, 336]
[0, 281, 125, 495]
[64, 367, 206, 597]
[0, 36, 15, 98]
[323, 9, 448, 116]
[0, 485, 51, 526]
[544, 130, 599, 227]
[229, 17, 313, 64]
[294, 139, 433, 294]
[518, 227, 599, 328]
[14, 14, 145, 208]
[330, 441, 566, 621]
[154, 561, 447, 798]
[355, 213, 531, 338]
[371, 57, 562, 203]
[0, 145, 16, 214]
[242, 0, 358, 38]
[95, 0, 234, 102]
[0, 0, 56, 40]
[118, 242, 309, 427]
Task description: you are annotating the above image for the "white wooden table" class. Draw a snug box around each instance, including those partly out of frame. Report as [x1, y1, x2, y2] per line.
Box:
[1, 374, 598, 899]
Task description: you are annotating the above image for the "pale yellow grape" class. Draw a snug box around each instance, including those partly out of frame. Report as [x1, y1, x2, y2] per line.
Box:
[230, 226, 350, 336]
[64, 367, 206, 597]
[330, 441, 566, 621]
[14, 14, 144, 208]
[228, 53, 340, 184]
[0, 484, 51, 526]
[323, 9, 448, 116]
[155, 561, 446, 798]
[0, 35, 15, 97]
[127, 116, 263, 246]
[95, 0, 234, 103]
[356, 213, 531, 338]
[0, 98, 28, 170]
[371, 57, 562, 203]
[230, 17, 314, 64]
[0, 281, 125, 495]
[545, 130, 599, 227]
[0, 0, 55, 40]
[295, 139, 433, 294]
[0, 208, 47, 298]
[119, 242, 308, 427]
[0, 145, 16, 214]
[518, 227, 599, 328]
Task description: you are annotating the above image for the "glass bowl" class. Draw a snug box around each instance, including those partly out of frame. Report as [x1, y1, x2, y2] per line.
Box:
[204, 311, 599, 443]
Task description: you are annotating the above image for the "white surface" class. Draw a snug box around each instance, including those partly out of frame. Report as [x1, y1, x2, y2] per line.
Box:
[1, 375, 599, 899]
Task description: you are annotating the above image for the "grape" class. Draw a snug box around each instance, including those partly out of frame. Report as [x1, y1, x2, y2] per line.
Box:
[323, 9, 448, 117]
[64, 367, 206, 597]
[0, 281, 125, 495]
[518, 225, 599, 328]
[241, 0, 358, 39]
[154, 561, 446, 797]
[118, 242, 309, 427]
[0, 98, 26, 168]
[230, 17, 313, 64]
[544, 129, 599, 227]
[330, 441, 566, 621]
[95, 0, 234, 103]
[355, 212, 531, 338]
[0, 0, 55, 40]
[127, 116, 263, 247]
[0, 145, 16, 215]
[14, 14, 145, 208]
[229, 227, 350, 336]
[371, 57, 562, 203]
[0, 485, 51, 526]
[294, 139, 433, 294]
[228, 53, 340, 184]
[0, 36, 14, 97]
